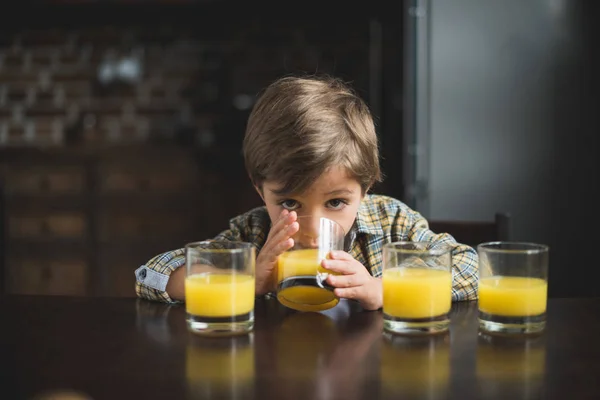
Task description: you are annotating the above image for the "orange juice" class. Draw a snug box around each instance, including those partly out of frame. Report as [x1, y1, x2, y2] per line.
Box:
[277, 248, 328, 280]
[185, 273, 255, 317]
[383, 267, 452, 319]
[277, 249, 338, 311]
[478, 276, 547, 317]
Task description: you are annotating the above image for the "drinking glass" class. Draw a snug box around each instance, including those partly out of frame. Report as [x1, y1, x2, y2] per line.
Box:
[276, 216, 345, 312]
[382, 241, 453, 335]
[185, 241, 255, 336]
[477, 241, 549, 334]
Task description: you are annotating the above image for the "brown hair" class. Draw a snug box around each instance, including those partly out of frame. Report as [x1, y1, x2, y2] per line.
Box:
[243, 75, 382, 195]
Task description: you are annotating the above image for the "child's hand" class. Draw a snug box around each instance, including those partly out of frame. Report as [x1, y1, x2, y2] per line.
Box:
[322, 251, 382, 310]
[255, 210, 299, 295]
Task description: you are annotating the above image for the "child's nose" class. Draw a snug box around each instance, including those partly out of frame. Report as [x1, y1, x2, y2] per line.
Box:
[298, 235, 319, 249]
[296, 217, 322, 248]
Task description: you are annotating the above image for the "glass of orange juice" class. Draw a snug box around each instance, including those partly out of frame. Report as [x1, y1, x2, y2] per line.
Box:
[185, 241, 255, 336]
[382, 242, 453, 335]
[477, 241, 549, 334]
[276, 216, 345, 312]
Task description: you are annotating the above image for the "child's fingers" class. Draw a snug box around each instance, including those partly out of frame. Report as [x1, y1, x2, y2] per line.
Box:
[321, 259, 358, 275]
[267, 210, 294, 240]
[264, 222, 298, 255]
[264, 212, 296, 248]
[260, 225, 298, 265]
[327, 272, 367, 288]
[273, 238, 294, 256]
[273, 220, 299, 244]
[327, 250, 354, 261]
[333, 287, 361, 300]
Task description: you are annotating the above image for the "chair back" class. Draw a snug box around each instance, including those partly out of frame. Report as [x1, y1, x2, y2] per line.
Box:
[428, 212, 511, 248]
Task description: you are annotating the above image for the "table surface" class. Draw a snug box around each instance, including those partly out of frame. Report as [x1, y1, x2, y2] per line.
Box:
[2, 295, 600, 400]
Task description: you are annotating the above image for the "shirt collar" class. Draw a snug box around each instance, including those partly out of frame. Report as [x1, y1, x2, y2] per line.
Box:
[354, 199, 384, 236]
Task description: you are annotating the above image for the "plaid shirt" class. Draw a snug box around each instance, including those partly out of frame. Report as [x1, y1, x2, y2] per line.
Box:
[135, 194, 479, 303]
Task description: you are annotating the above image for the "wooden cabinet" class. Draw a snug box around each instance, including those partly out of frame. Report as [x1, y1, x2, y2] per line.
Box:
[3, 167, 85, 195]
[7, 257, 87, 296]
[9, 212, 87, 238]
[0, 145, 232, 297]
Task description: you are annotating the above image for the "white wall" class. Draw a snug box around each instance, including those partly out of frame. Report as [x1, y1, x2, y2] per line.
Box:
[426, 0, 575, 245]
[415, 0, 600, 297]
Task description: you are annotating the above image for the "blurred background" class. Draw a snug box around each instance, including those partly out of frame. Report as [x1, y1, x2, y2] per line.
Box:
[0, 0, 597, 299]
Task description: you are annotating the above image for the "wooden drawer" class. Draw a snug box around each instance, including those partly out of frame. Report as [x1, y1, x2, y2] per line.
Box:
[4, 167, 85, 194]
[9, 212, 86, 239]
[7, 257, 88, 296]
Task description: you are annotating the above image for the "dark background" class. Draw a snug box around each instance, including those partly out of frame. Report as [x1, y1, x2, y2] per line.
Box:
[0, 0, 598, 298]
[0, 0, 405, 297]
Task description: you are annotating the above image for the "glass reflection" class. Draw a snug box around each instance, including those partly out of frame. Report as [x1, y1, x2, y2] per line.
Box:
[476, 333, 546, 399]
[186, 335, 255, 399]
[135, 299, 180, 344]
[269, 310, 381, 400]
[276, 312, 340, 382]
[380, 332, 451, 398]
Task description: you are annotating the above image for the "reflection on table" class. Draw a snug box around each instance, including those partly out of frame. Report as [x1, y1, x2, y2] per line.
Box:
[380, 332, 451, 399]
[7, 295, 599, 400]
[476, 333, 546, 399]
[186, 335, 256, 400]
[262, 300, 382, 400]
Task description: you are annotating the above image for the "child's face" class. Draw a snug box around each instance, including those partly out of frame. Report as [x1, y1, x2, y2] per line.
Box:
[260, 166, 364, 236]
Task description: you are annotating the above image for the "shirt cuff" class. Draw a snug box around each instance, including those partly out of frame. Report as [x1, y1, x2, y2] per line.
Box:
[135, 257, 185, 293]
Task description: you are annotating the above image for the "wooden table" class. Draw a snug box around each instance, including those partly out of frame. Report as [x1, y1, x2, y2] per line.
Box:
[3, 295, 600, 400]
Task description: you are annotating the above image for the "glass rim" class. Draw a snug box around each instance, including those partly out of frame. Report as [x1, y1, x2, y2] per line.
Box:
[291, 215, 346, 236]
[184, 240, 255, 254]
[383, 241, 454, 256]
[477, 241, 549, 254]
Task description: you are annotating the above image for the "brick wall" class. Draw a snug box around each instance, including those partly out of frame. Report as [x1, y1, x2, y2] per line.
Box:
[0, 4, 382, 150]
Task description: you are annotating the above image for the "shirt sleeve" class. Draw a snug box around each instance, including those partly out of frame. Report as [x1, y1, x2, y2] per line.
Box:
[135, 225, 245, 303]
[407, 212, 479, 302]
[135, 249, 185, 303]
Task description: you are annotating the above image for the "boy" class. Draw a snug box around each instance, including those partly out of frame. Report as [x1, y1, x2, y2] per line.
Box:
[135, 75, 478, 310]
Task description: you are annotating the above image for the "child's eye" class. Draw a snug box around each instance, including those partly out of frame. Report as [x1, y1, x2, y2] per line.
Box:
[279, 200, 300, 210]
[327, 199, 348, 210]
